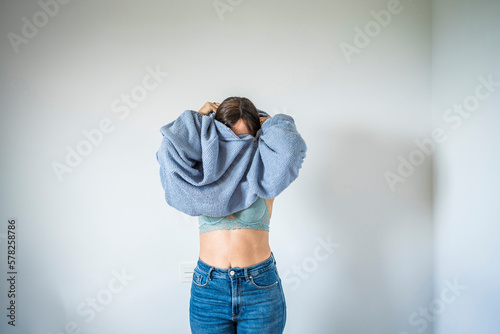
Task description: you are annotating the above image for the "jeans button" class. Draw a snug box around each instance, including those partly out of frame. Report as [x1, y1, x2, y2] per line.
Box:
[230, 270, 235, 276]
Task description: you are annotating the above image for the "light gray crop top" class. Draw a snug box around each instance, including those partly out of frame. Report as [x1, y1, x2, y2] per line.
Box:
[198, 197, 270, 234]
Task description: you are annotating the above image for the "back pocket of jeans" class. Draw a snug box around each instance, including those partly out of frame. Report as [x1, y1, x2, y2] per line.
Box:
[249, 267, 279, 289]
[192, 268, 210, 287]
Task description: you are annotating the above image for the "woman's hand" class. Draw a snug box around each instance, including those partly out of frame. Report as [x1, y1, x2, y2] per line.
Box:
[198, 102, 220, 116]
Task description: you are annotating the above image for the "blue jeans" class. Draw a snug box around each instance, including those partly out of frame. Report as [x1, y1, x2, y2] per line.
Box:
[189, 252, 287, 333]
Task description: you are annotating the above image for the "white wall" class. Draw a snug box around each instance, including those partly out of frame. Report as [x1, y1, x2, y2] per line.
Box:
[1, 0, 434, 333]
[432, 0, 500, 333]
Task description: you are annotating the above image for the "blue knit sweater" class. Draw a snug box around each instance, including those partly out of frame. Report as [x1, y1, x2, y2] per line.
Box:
[156, 109, 307, 217]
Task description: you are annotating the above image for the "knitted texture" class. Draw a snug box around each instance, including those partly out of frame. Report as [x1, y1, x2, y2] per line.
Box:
[156, 109, 307, 216]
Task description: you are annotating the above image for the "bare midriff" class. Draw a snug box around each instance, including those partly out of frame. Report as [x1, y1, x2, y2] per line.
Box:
[199, 198, 275, 269]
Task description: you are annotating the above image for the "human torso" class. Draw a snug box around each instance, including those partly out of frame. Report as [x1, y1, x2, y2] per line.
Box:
[199, 198, 274, 268]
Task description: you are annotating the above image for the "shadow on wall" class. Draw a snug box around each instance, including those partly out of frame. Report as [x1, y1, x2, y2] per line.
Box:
[303, 123, 434, 333]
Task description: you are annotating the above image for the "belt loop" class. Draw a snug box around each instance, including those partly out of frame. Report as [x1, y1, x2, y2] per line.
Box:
[208, 267, 214, 280]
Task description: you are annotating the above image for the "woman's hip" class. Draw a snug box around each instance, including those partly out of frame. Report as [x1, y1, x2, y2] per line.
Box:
[189, 252, 286, 332]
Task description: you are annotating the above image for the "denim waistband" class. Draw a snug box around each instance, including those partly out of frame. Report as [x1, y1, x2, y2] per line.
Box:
[196, 252, 276, 280]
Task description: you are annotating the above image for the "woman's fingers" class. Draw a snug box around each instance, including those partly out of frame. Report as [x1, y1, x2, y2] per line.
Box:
[198, 102, 220, 115]
[210, 102, 220, 113]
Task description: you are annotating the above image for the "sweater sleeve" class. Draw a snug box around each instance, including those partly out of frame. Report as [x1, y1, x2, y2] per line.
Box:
[157, 110, 221, 186]
[250, 113, 307, 198]
[158, 110, 203, 167]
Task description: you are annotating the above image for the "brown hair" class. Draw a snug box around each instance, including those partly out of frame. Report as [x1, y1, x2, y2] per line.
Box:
[215, 97, 261, 136]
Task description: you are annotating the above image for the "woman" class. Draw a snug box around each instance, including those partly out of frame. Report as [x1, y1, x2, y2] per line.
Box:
[156, 97, 307, 333]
